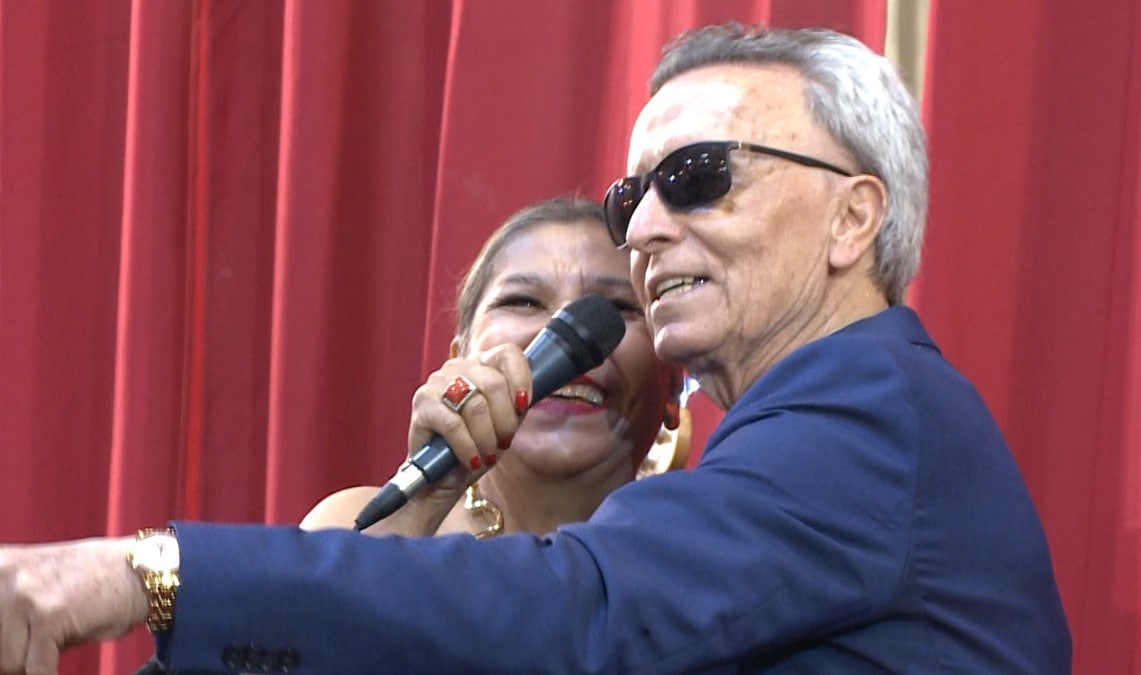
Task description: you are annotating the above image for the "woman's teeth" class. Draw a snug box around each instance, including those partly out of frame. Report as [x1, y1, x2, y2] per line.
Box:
[550, 384, 604, 406]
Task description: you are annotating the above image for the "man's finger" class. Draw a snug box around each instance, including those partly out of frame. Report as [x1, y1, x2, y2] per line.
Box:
[25, 629, 61, 675]
[0, 612, 31, 674]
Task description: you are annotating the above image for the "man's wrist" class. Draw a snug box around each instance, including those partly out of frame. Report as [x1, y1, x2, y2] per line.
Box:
[127, 528, 180, 633]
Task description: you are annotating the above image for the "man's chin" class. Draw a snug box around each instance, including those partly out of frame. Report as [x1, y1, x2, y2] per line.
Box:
[653, 330, 711, 369]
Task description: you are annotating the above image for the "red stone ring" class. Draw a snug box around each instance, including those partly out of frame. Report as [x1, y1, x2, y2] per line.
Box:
[441, 375, 479, 414]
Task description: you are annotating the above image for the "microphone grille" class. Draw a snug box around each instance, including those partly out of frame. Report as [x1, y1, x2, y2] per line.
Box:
[553, 294, 627, 366]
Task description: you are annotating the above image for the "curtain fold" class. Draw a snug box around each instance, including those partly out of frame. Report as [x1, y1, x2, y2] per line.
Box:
[107, 0, 194, 534]
[920, 1, 1141, 671]
[1, 0, 130, 546]
[1, 1, 1136, 673]
[186, 0, 283, 524]
[261, 0, 454, 524]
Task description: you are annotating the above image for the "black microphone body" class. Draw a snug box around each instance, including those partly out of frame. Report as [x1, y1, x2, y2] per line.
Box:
[353, 294, 626, 531]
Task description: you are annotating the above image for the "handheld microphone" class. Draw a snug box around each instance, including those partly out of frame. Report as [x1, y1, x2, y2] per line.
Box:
[353, 293, 626, 531]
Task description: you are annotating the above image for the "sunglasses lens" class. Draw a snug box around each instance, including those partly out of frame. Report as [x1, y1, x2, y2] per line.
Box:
[656, 144, 732, 210]
[603, 143, 734, 247]
[604, 178, 642, 246]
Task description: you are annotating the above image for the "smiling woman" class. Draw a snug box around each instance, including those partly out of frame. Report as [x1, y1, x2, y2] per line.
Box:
[301, 197, 684, 538]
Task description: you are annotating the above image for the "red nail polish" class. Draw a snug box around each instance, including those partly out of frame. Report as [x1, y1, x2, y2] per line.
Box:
[497, 435, 513, 450]
[486, 453, 497, 466]
[515, 389, 529, 413]
[469, 456, 482, 470]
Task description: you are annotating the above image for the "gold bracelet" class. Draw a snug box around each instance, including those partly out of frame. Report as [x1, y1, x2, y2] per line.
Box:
[127, 528, 180, 633]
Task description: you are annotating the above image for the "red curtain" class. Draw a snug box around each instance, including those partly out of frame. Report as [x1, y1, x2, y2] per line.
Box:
[918, 1, 1141, 672]
[0, 1, 1135, 673]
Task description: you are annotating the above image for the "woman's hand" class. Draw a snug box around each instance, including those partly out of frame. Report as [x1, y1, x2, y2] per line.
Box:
[406, 344, 532, 496]
[301, 345, 532, 537]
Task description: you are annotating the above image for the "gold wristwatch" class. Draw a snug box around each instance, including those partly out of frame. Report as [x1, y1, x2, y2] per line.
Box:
[128, 528, 180, 633]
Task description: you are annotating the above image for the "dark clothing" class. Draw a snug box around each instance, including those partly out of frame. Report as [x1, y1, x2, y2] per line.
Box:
[163, 307, 1071, 673]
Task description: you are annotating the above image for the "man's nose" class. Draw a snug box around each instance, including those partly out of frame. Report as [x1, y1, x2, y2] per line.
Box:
[625, 188, 683, 252]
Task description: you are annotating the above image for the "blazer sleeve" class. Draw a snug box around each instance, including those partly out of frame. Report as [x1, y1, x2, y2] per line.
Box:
[163, 334, 918, 675]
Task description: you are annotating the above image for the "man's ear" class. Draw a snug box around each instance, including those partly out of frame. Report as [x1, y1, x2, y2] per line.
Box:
[829, 174, 887, 270]
[449, 337, 461, 359]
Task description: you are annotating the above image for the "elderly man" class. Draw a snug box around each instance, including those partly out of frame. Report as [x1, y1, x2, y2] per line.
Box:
[0, 24, 1070, 674]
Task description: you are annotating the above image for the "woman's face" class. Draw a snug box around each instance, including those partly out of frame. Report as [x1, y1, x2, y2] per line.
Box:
[462, 220, 675, 481]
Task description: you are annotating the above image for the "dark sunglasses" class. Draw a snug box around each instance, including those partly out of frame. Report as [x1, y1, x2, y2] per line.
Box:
[603, 140, 855, 246]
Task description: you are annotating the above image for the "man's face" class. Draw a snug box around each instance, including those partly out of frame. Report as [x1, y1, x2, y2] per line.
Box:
[625, 63, 859, 399]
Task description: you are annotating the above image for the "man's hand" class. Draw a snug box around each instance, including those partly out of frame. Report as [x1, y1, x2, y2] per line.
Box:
[0, 537, 149, 675]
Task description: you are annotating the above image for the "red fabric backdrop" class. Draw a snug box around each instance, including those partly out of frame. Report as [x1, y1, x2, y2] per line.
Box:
[918, 1, 1141, 671]
[0, 1, 1135, 673]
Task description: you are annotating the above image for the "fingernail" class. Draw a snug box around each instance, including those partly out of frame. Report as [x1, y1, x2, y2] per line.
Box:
[469, 456, 482, 470]
[515, 389, 529, 413]
[497, 434, 513, 450]
[486, 453, 498, 466]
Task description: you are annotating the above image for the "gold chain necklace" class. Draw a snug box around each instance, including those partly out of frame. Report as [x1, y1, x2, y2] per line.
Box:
[464, 482, 504, 539]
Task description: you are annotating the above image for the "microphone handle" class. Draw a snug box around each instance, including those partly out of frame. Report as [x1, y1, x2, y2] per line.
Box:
[353, 312, 609, 531]
[353, 436, 452, 530]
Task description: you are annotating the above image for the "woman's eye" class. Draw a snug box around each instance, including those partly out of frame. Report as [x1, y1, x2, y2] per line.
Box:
[494, 294, 543, 310]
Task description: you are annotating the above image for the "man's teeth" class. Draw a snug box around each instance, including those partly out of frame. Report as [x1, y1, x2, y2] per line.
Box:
[656, 277, 705, 301]
[550, 384, 604, 406]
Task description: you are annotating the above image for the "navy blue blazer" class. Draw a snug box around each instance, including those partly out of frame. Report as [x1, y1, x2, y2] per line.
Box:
[162, 307, 1071, 673]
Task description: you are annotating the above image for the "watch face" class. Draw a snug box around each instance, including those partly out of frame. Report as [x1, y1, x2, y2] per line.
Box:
[135, 534, 179, 571]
